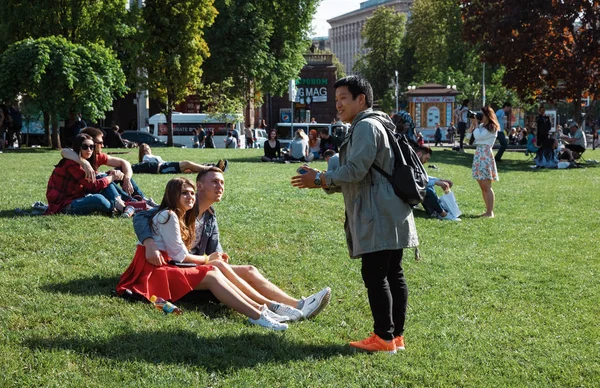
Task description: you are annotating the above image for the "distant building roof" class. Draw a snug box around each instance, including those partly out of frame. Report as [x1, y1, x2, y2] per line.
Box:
[406, 83, 461, 96]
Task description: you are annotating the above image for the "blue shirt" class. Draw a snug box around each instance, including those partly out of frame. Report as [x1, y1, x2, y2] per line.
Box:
[495, 109, 507, 132]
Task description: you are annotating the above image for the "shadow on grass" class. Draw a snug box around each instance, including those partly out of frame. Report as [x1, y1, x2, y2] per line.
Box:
[41, 274, 120, 297]
[23, 330, 354, 372]
[0, 209, 45, 218]
[0, 147, 55, 154]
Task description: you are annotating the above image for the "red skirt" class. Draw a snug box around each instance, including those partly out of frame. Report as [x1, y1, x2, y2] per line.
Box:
[116, 245, 213, 302]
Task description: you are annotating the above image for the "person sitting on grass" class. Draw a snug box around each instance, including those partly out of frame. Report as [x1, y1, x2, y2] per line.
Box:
[535, 138, 575, 168]
[132, 143, 228, 174]
[526, 127, 539, 156]
[45, 134, 127, 215]
[61, 127, 151, 206]
[285, 129, 312, 162]
[117, 176, 290, 330]
[132, 168, 331, 322]
[261, 130, 282, 162]
[323, 149, 339, 171]
[415, 146, 461, 221]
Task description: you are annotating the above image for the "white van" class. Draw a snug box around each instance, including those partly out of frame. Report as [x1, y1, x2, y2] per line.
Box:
[148, 112, 244, 148]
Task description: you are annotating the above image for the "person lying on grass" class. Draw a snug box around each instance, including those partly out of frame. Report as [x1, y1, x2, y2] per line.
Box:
[132, 143, 228, 174]
[45, 134, 129, 216]
[116, 175, 290, 330]
[131, 168, 331, 322]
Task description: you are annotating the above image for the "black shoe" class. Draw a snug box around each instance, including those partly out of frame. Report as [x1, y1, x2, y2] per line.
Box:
[216, 159, 229, 172]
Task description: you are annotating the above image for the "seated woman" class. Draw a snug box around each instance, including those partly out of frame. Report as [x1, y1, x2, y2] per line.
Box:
[132, 143, 227, 174]
[116, 177, 289, 330]
[285, 129, 312, 162]
[526, 127, 539, 155]
[535, 138, 574, 168]
[308, 129, 321, 160]
[45, 134, 125, 215]
[261, 130, 281, 162]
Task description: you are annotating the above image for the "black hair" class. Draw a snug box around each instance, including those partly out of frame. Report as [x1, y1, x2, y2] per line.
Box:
[502, 102, 512, 108]
[462, 99, 470, 106]
[535, 137, 557, 164]
[416, 146, 432, 155]
[333, 76, 373, 108]
[323, 149, 336, 158]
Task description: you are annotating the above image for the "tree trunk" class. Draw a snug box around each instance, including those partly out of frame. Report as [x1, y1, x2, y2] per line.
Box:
[572, 100, 582, 125]
[50, 113, 61, 150]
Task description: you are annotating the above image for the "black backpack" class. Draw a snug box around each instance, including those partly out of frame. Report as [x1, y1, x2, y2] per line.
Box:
[368, 116, 428, 205]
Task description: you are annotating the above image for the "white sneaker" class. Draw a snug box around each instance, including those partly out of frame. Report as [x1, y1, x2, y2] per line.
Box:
[248, 309, 288, 331]
[260, 305, 290, 323]
[300, 287, 331, 319]
[270, 303, 304, 322]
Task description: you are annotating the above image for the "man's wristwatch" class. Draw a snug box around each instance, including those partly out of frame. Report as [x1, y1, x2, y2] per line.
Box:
[314, 172, 322, 187]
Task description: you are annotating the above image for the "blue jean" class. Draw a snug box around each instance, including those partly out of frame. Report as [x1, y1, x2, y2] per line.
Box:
[96, 173, 146, 201]
[495, 131, 507, 161]
[422, 186, 444, 216]
[66, 194, 113, 215]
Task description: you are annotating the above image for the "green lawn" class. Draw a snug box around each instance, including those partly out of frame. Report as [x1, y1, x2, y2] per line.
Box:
[0, 146, 599, 387]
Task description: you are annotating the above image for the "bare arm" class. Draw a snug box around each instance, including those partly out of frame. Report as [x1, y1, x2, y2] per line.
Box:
[105, 155, 134, 194]
[61, 148, 95, 182]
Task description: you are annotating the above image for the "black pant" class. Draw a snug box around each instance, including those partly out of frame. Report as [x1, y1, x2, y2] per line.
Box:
[361, 249, 408, 340]
[457, 122, 467, 149]
[495, 131, 507, 161]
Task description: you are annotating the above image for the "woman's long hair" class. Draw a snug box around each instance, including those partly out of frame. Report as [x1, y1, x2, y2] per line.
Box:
[153, 177, 199, 249]
[308, 129, 318, 148]
[138, 143, 150, 163]
[481, 106, 500, 132]
[535, 138, 557, 164]
[73, 133, 98, 170]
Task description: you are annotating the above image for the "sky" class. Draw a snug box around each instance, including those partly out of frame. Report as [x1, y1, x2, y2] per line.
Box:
[311, 0, 363, 37]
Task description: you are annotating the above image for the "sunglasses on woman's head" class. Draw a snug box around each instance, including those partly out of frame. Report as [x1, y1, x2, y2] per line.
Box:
[81, 144, 95, 151]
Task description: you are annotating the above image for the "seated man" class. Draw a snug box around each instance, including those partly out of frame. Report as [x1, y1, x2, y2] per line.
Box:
[133, 168, 331, 321]
[561, 122, 587, 159]
[323, 149, 339, 171]
[61, 127, 154, 205]
[415, 146, 461, 221]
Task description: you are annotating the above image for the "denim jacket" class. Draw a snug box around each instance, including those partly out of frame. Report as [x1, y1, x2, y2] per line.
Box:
[323, 109, 419, 258]
[133, 207, 223, 255]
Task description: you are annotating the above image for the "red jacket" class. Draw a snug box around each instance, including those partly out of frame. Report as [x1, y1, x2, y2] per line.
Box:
[45, 159, 111, 214]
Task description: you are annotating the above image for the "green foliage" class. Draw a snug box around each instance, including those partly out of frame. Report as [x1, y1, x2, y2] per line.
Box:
[141, 0, 217, 146]
[354, 7, 406, 108]
[0, 0, 130, 51]
[201, 0, 318, 101]
[1, 148, 600, 386]
[0, 36, 127, 147]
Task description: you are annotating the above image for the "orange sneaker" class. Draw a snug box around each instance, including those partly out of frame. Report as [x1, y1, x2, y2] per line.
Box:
[393, 335, 405, 350]
[349, 333, 396, 354]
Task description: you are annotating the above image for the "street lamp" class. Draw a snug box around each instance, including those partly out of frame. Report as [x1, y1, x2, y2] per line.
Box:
[407, 85, 416, 91]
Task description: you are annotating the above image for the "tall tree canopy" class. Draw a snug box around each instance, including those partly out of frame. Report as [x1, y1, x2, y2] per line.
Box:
[461, 0, 600, 116]
[354, 7, 406, 111]
[0, 36, 127, 148]
[141, 0, 217, 146]
[201, 0, 318, 99]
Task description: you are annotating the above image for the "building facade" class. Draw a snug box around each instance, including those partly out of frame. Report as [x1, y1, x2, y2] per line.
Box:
[328, 0, 414, 75]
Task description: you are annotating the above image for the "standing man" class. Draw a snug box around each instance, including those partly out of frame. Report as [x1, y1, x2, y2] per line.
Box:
[244, 126, 253, 149]
[536, 105, 551, 147]
[291, 76, 418, 354]
[494, 102, 511, 162]
[7, 100, 22, 148]
[454, 99, 470, 152]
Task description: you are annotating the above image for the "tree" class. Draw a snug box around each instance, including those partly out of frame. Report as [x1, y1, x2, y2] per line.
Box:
[201, 0, 318, 103]
[354, 7, 406, 111]
[141, 0, 217, 146]
[461, 0, 600, 120]
[0, 37, 127, 149]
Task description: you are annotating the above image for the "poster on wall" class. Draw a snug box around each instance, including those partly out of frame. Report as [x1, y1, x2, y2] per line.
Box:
[280, 108, 292, 123]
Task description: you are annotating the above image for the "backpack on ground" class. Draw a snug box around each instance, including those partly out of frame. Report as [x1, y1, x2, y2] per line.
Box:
[368, 115, 428, 205]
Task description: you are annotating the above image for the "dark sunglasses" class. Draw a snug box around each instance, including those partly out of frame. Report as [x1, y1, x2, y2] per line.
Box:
[81, 144, 95, 151]
[94, 141, 104, 146]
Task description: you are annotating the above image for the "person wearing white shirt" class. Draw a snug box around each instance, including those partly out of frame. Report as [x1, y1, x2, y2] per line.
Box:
[469, 106, 500, 218]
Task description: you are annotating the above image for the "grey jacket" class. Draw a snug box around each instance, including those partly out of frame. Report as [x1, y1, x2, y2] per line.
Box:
[133, 207, 223, 255]
[323, 109, 419, 258]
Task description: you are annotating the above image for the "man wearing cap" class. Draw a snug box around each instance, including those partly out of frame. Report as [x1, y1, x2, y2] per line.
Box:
[561, 122, 587, 159]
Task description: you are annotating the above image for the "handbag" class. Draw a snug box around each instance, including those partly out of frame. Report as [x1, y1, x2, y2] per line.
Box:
[439, 190, 461, 219]
[125, 199, 147, 212]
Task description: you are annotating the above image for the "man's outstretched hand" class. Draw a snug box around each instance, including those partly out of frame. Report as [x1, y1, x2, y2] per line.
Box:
[290, 166, 319, 189]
